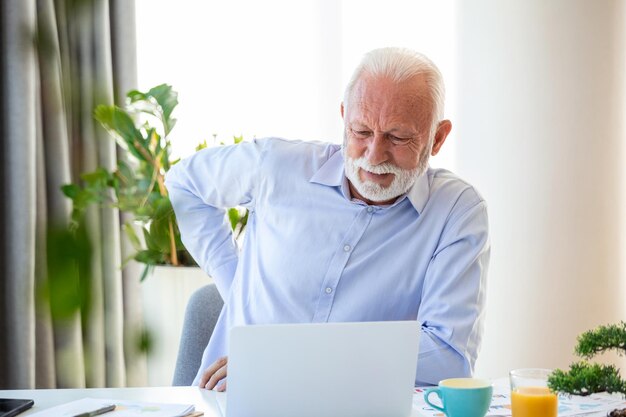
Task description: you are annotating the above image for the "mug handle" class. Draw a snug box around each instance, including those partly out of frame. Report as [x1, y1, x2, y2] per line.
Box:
[424, 387, 446, 414]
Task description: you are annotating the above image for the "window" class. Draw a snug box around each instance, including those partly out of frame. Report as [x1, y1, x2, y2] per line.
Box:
[136, 0, 456, 168]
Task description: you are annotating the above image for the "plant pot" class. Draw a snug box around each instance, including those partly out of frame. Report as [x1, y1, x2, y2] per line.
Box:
[140, 265, 212, 386]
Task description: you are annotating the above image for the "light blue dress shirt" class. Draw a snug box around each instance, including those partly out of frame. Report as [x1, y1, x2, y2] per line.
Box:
[165, 138, 490, 386]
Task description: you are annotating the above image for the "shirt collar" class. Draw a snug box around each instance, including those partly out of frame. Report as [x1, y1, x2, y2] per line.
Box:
[405, 169, 430, 214]
[309, 148, 430, 214]
[310, 148, 345, 187]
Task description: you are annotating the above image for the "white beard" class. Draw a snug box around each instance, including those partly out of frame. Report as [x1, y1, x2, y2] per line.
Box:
[344, 156, 423, 203]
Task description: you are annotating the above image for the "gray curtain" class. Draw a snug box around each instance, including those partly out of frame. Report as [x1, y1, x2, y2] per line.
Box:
[0, 0, 146, 388]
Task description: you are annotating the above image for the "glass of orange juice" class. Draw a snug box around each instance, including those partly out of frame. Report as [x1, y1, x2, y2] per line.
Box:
[510, 368, 558, 417]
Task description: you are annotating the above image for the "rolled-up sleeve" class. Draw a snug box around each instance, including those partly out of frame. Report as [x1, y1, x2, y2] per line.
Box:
[415, 195, 490, 385]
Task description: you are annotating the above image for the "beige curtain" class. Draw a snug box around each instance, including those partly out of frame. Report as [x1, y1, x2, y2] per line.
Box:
[0, 0, 146, 388]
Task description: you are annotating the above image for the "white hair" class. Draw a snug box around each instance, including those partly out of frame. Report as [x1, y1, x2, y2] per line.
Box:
[343, 47, 446, 137]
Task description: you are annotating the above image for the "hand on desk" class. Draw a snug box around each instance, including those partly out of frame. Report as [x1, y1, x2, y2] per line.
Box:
[199, 356, 228, 391]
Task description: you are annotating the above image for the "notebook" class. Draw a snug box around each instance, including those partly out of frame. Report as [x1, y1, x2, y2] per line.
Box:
[226, 320, 420, 417]
[26, 398, 195, 417]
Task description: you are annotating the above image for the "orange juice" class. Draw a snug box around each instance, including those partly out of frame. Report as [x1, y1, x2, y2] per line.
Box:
[511, 386, 558, 417]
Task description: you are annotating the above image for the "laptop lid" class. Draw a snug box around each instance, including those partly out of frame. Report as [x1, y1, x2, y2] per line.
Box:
[226, 320, 420, 417]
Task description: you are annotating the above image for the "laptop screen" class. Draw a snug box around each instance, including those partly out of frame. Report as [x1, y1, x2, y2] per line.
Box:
[226, 321, 420, 417]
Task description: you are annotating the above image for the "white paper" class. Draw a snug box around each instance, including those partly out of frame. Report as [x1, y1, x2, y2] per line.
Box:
[412, 386, 626, 417]
[28, 397, 195, 417]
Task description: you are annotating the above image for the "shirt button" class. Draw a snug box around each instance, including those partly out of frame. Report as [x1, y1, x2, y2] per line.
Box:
[367, 207, 374, 213]
[343, 244, 351, 252]
[325, 287, 333, 294]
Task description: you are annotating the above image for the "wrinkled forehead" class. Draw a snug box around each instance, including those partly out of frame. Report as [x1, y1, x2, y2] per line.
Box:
[346, 74, 435, 128]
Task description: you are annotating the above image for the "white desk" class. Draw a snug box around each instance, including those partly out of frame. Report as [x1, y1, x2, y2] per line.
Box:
[0, 386, 224, 416]
[0, 387, 427, 417]
[3, 385, 620, 417]
[0, 387, 422, 416]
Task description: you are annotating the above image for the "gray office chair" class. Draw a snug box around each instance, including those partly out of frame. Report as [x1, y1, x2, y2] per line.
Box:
[172, 283, 224, 386]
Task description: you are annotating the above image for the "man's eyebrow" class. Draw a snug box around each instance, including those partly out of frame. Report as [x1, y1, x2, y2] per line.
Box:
[387, 127, 417, 135]
[349, 121, 417, 136]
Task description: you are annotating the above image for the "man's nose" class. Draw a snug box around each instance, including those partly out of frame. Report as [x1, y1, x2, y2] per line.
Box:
[365, 133, 390, 165]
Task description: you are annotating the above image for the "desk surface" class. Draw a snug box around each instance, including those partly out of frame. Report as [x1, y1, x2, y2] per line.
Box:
[3, 385, 618, 417]
[0, 386, 427, 417]
[0, 386, 224, 416]
[0, 387, 425, 416]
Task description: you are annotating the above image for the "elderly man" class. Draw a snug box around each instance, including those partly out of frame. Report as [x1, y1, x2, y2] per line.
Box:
[165, 47, 490, 390]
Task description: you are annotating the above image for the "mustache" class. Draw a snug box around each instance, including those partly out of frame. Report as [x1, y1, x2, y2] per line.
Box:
[350, 157, 403, 176]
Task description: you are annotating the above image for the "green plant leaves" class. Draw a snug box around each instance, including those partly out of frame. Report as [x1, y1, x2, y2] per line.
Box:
[61, 183, 80, 199]
[95, 105, 149, 162]
[147, 84, 178, 135]
[123, 223, 142, 252]
[61, 172, 110, 227]
[42, 222, 92, 322]
[135, 249, 165, 265]
[127, 84, 178, 136]
[575, 322, 626, 359]
[228, 208, 241, 231]
[61, 84, 249, 275]
[548, 362, 626, 396]
[150, 198, 175, 254]
[549, 322, 626, 397]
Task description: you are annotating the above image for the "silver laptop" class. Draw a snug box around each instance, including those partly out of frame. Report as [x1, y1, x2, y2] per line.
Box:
[226, 321, 420, 417]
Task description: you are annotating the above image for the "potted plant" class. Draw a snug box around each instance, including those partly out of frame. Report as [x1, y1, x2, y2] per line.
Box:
[62, 84, 247, 385]
[548, 321, 626, 415]
[62, 83, 247, 280]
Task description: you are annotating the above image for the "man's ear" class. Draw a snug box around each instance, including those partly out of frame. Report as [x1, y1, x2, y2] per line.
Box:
[431, 120, 452, 156]
[340, 102, 345, 119]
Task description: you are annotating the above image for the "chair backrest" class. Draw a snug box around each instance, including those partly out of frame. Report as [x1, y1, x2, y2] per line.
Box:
[172, 283, 224, 386]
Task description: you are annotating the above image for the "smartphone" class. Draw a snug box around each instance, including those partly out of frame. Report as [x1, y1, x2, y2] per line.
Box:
[0, 399, 34, 417]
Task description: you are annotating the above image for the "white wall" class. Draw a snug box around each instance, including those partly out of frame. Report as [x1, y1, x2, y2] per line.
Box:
[135, 0, 626, 382]
[136, 0, 342, 156]
[454, 0, 626, 378]
[135, 0, 456, 169]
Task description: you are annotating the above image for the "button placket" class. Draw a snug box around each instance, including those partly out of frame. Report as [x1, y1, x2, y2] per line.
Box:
[312, 207, 376, 322]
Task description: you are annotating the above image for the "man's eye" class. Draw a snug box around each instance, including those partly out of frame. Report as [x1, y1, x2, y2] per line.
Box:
[353, 130, 371, 137]
[390, 135, 411, 145]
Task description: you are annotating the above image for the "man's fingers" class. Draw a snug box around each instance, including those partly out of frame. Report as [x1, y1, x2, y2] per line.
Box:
[199, 356, 228, 389]
[216, 380, 228, 392]
[205, 364, 227, 390]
